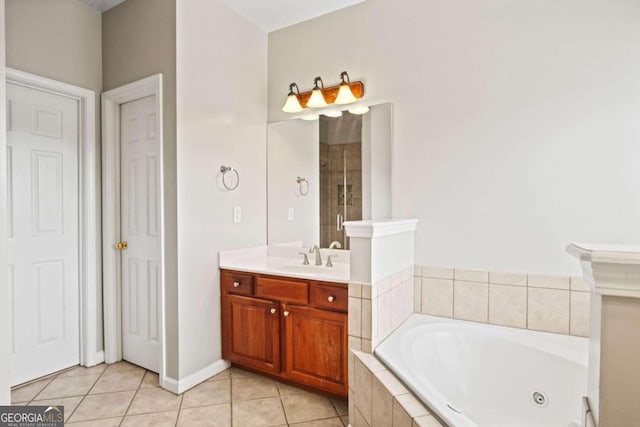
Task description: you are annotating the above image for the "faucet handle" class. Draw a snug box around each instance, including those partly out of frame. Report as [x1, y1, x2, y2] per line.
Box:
[326, 254, 337, 267]
[298, 252, 310, 265]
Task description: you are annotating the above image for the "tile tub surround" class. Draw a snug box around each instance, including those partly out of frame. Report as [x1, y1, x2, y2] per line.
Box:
[414, 265, 590, 337]
[348, 266, 414, 354]
[11, 362, 349, 426]
[350, 350, 444, 427]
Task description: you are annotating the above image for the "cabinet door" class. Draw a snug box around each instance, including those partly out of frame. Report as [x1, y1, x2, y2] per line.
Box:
[222, 294, 280, 374]
[283, 304, 348, 396]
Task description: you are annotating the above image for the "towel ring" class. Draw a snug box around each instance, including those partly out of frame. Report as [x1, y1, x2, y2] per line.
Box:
[220, 165, 239, 191]
[296, 176, 309, 196]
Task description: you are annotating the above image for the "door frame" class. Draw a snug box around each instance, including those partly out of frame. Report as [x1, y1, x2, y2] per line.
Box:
[101, 74, 166, 384]
[5, 67, 101, 368]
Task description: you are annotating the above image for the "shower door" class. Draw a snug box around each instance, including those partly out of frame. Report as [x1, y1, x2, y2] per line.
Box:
[320, 142, 362, 249]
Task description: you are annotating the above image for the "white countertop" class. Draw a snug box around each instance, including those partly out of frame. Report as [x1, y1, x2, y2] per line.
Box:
[219, 246, 350, 283]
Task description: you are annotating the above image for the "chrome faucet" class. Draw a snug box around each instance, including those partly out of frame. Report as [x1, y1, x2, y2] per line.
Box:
[309, 245, 323, 266]
[328, 241, 342, 249]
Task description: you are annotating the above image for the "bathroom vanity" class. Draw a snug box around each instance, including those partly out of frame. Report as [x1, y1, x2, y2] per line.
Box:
[219, 247, 349, 398]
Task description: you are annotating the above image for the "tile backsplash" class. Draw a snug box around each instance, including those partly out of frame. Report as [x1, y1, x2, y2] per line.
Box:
[414, 265, 590, 337]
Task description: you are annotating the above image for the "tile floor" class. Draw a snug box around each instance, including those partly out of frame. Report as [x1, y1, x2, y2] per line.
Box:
[11, 362, 349, 427]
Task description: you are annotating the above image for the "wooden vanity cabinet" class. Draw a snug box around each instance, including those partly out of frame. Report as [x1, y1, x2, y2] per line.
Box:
[221, 269, 348, 397]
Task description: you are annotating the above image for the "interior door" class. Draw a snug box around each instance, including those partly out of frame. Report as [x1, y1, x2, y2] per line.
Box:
[7, 82, 80, 386]
[120, 95, 161, 372]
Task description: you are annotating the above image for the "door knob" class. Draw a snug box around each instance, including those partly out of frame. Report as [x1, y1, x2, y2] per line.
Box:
[283, 311, 290, 317]
[270, 308, 277, 314]
[115, 241, 128, 250]
[233, 281, 241, 288]
[327, 295, 335, 302]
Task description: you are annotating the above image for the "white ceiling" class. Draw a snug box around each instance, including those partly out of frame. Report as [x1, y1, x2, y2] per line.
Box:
[78, 0, 125, 13]
[79, 0, 365, 32]
[218, 0, 366, 33]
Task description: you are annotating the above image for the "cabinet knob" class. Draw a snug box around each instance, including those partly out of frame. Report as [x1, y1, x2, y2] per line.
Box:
[283, 310, 290, 317]
[270, 308, 277, 314]
[327, 295, 335, 302]
[233, 281, 240, 288]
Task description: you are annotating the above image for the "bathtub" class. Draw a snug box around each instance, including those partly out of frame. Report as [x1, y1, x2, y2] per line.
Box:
[375, 314, 588, 427]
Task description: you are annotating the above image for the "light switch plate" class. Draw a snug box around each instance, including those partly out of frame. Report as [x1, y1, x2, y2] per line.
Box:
[233, 206, 242, 223]
[288, 207, 294, 221]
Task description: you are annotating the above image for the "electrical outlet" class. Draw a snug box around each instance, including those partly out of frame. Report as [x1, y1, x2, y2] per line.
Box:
[288, 207, 294, 221]
[233, 206, 242, 223]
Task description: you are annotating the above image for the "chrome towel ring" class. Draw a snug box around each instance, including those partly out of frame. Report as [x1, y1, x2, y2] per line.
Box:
[296, 176, 309, 196]
[220, 165, 239, 191]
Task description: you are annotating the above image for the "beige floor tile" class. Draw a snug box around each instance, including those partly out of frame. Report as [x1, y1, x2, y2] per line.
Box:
[341, 416, 349, 426]
[229, 367, 257, 379]
[58, 364, 107, 377]
[208, 369, 231, 382]
[332, 398, 348, 416]
[66, 417, 122, 426]
[104, 361, 145, 375]
[232, 375, 278, 401]
[11, 402, 28, 406]
[232, 397, 286, 427]
[127, 386, 182, 415]
[182, 379, 230, 408]
[276, 381, 307, 396]
[68, 390, 135, 422]
[140, 371, 160, 388]
[290, 417, 345, 426]
[36, 374, 100, 399]
[29, 395, 83, 421]
[11, 377, 54, 402]
[178, 403, 231, 427]
[90, 369, 144, 394]
[121, 410, 178, 427]
[281, 391, 338, 424]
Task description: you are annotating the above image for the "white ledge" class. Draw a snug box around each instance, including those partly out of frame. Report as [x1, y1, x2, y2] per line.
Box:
[343, 219, 419, 239]
[568, 243, 640, 298]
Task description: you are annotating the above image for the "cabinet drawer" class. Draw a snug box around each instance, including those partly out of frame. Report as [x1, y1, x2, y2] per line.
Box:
[310, 282, 348, 312]
[221, 271, 254, 296]
[256, 276, 309, 304]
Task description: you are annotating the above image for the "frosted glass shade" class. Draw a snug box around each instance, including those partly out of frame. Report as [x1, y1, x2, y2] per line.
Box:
[335, 84, 357, 104]
[307, 88, 328, 108]
[324, 110, 343, 118]
[282, 94, 304, 113]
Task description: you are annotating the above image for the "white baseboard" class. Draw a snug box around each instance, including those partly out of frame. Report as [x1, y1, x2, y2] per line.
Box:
[162, 359, 231, 395]
[84, 350, 105, 367]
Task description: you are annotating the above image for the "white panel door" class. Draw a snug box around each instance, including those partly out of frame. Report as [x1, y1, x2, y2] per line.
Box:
[7, 83, 80, 386]
[120, 95, 161, 372]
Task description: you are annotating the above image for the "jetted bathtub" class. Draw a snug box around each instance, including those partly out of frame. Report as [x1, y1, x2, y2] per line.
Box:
[375, 314, 588, 427]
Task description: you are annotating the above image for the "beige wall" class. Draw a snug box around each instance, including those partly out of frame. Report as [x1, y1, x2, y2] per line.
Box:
[5, 0, 104, 354]
[5, 0, 101, 91]
[176, 0, 267, 378]
[102, 0, 179, 379]
[0, 0, 9, 405]
[268, 0, 640, 277]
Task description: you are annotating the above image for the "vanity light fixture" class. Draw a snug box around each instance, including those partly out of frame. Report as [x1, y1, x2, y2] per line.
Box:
[281, 71, 365, 115]
[334, 71, 358, 105]
[281, 83, 304, 113]
[306, 77, 328, 108]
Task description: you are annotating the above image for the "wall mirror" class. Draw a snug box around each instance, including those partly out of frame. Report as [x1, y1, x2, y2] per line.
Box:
[267, 103, 392, 249]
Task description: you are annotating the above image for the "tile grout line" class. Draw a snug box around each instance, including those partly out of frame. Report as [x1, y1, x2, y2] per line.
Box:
[65, 364, 109, 422]
[118, 367, 147, 427]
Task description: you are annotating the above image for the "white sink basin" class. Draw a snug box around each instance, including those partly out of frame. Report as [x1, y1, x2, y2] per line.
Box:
[275, 264, 330, 276]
